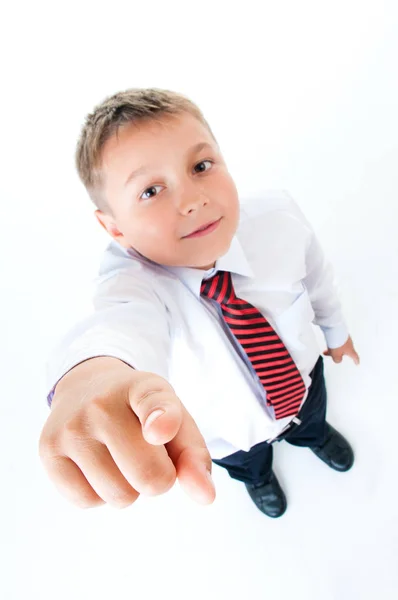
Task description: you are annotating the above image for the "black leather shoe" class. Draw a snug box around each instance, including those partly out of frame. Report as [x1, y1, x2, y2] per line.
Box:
[310, 423, 354, 472]
[245, 471, 287, 518]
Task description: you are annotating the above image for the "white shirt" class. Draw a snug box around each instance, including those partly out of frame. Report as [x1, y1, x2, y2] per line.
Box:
[46, 189, 349, 459]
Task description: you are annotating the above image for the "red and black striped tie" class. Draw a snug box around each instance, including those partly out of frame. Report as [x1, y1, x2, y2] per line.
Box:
[200, 270, 306, 420]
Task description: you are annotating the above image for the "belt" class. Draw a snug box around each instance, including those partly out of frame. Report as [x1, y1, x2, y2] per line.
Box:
[267, 416, 303, 443]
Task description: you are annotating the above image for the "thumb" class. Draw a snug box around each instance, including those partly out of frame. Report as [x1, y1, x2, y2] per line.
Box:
[323, 349, 330, 356]
[127, 372, 183, 446]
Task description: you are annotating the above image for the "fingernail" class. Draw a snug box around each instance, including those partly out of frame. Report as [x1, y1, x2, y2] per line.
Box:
[204, 467, 215, 489]
[144, 409, 165, 429]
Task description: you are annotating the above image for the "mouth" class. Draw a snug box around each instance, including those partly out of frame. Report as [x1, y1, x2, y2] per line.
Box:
[183, 218, 222, 239]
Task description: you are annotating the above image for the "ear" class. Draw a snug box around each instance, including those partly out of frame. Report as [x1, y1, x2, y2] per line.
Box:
[94, 209, 119, 234]
[94, 210, 131, 248]
[94, 210, 109, 233]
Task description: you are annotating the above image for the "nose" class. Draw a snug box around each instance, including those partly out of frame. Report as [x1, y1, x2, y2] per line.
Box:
[176, 185, 209, 214]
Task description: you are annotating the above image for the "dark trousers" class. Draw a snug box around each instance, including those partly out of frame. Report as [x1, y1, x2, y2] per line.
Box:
[212, 355, 329, 485]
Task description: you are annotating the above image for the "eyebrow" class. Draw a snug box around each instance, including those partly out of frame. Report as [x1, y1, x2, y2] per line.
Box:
[124, 141, 215, 187]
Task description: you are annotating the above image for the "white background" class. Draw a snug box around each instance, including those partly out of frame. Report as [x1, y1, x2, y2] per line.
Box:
[1, 1, 397, 599]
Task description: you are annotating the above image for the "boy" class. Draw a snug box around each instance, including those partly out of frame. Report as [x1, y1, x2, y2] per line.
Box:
[39, 87, 360, 518]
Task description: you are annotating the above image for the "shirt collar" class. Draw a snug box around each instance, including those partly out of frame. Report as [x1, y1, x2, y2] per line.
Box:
[161, 234, 255, 298]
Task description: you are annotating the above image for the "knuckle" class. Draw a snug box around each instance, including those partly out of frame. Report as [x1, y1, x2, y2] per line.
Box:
[38, 433, 59, 459]
[87, 396, 114, 419]
[135, 388, 162, 411]
[63, 418, 86, 439]
[139, 470, 176, 497]
[109, 490, 139, 509]
[135, 374, 173, 402]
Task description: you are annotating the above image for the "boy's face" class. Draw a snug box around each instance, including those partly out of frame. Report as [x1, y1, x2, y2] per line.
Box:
[95, 112, 240, 270]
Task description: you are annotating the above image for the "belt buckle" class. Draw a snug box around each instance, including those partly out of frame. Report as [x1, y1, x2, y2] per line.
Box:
[269, 416, 302, 443]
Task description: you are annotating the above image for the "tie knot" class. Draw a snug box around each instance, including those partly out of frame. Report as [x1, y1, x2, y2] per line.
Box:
[200, 270, 235, 304]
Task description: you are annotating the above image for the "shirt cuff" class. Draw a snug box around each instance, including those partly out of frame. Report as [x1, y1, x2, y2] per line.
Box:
[47, 386, 57, 408]
[320, 323, 350, 349]
[46, 354, 137, 409]
[46, 365, 81, 408]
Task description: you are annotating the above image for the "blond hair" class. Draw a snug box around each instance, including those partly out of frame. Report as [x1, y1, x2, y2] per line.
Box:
[75, 87, 217, 216]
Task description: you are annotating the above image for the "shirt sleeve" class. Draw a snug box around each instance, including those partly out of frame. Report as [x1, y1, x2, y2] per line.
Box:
[281, 190, 350, 349]
[45, 269, 171, 407]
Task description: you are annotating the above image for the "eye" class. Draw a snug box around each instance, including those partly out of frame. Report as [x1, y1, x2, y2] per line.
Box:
[194, 159, 213, 174]
[139, 160, 214, 200]
[140, 185, 163, 200]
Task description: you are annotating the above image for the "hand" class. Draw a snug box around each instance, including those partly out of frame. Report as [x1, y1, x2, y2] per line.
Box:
[39, 357, 215, 509]
[323, 335, 360, 365]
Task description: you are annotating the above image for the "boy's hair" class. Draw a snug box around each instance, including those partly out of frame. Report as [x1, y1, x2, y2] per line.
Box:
[75, 87, 217, 216]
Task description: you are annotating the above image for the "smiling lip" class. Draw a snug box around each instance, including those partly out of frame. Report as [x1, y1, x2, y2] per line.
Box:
[183, 218, 221, 238]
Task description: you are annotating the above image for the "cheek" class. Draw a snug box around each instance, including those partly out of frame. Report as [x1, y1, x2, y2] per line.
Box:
[221, 180, 239, 215]
[132, 211, 172, 242]
[219, 172, 238, 198]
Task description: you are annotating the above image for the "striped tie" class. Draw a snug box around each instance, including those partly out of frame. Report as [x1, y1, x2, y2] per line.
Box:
[200, 270, 306, 419]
